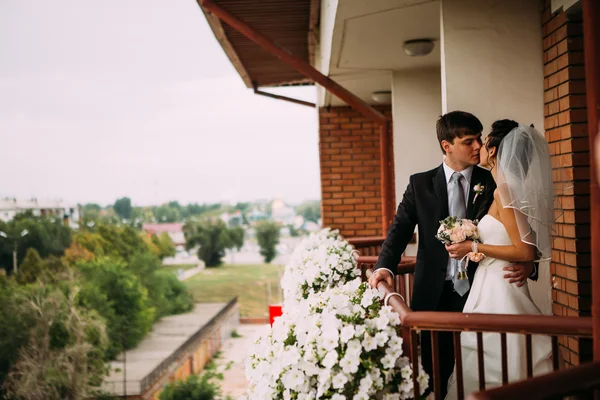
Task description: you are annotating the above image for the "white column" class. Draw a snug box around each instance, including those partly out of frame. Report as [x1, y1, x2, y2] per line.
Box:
[392, 68, 442, 256]
[440, 0, 544, 131]
[441, 0, 550, 314]
[392, 68, 443, 200]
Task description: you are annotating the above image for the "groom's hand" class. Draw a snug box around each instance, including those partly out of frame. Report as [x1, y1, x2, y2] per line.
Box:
[503, 262, 533, 287]
[446, 241, 472, 259]
[368, 269, 393, 289]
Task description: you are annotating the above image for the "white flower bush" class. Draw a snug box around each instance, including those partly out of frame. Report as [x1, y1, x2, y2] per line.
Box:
[246, 279, 429, 399]
[281, 228, 360, 307]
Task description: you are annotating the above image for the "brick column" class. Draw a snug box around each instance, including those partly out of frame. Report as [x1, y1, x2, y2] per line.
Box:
[542, 2, 591, 365]
[318, 106, 394, 238]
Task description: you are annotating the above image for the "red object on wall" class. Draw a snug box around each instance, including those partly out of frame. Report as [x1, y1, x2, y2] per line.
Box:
[269, 304, 283, 326]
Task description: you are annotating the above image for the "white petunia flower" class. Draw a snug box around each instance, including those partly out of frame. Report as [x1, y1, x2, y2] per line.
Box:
[322, 350, 339, 369]
[332, 371, 349, 389]
[340, 325, 356, 343]
[362, 333, 378, 351]
[340, 355, 360, 374]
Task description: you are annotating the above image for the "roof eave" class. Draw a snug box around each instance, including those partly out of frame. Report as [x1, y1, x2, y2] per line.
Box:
[200, 3, 254, 88]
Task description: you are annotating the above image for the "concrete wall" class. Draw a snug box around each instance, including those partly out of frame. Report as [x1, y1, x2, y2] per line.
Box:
[441, 0, 545, 132]
[392, 68, 443, 201]
[316, 0, 339, 106]
[391, 68, 443, 256]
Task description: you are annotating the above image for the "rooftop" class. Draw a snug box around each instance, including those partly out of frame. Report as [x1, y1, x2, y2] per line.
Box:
[142, 222, 184, 234]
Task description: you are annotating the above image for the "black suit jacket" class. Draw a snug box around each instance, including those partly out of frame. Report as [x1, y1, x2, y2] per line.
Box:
[375, 164, 496, 311]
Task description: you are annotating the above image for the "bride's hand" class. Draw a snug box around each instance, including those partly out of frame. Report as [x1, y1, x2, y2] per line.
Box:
[445, 241, 472, 259]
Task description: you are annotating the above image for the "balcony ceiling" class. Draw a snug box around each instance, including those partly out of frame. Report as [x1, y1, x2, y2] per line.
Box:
[323, 0, 441, 106]
[199, 0, 318, 88]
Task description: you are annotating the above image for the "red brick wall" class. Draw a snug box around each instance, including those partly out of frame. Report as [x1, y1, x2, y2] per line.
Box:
[542, 2, 591, 365]
[318, 106, 394, 238]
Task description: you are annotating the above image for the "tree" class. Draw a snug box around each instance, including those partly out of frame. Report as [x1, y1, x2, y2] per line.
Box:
[15, 248, 44, 285]
[127, 252, 193, 320]
[81, 203, 101, 220]
[91, 223, 149, 263]
[154, 204, 181, 223]
[3, 279, 108, 400]
[227, 226, 245, 264]
[151, 232, 176, 259]
[0, 279, 34, 398]
[229, 227, 245, 251]
[296, 200, 321, 223]
[0, 214, 72, 273]
[287, 224, 302, 238]
[255, 221, 280, 264]
[63, 241, 96, 264]
[168, 201, 182, 210]
[76, 258, 155, 359]
[184, 203, 222, 218]
[113, 197, 132, 221]
[183, 220, 235, 267]
[234, 202, 251, 213]
[158, 374, 221, 400]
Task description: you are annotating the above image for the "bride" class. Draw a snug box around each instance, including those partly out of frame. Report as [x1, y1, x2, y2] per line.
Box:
[444, 120, 555, 399]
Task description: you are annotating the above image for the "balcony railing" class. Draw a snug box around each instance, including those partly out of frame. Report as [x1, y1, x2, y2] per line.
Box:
[467, 361, 600, 400]
[360, 265, 594, 400]
[357, 255, 415, 308]
[348, 233, 416, 257]
[347, 236, 387, 256]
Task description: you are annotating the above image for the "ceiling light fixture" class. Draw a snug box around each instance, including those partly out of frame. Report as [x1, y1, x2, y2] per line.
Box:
[371, 91, 392, 104]
[403, 39, 435, 57]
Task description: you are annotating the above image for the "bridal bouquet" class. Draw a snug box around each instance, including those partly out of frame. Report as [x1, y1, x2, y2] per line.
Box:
[436, 217, 483, 279]
[281, 228, 360, 306]
[246, 279, 429, 399]
[435, 216, 479, 245]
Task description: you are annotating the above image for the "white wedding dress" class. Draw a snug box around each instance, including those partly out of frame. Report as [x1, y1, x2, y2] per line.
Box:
[445, 214, 554, 399]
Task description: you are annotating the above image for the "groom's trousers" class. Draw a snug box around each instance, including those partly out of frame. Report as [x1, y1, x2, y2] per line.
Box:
[420, 281, 468, 398]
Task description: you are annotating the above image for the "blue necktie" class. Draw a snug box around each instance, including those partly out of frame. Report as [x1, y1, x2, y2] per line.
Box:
[449, 172, 469, 296]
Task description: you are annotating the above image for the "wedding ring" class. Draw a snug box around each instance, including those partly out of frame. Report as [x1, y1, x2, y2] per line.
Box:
[384, 292, 405, 306]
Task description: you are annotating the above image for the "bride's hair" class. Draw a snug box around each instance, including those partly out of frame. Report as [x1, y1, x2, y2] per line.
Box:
[487, 119, 535, 176]
[485, 119, 519, 169]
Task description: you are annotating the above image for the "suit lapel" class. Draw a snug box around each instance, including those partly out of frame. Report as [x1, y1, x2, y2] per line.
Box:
[433, 165, 449, 221]
[467, 166, 485, 219]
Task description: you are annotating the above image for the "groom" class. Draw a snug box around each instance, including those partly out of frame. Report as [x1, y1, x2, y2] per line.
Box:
[368, 111, 535, 396]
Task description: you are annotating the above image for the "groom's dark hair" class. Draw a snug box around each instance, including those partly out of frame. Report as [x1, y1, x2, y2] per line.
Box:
[436, 111, 483, 154]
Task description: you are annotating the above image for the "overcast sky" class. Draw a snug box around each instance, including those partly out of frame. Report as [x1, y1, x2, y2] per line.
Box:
[0, 1, 320, 206]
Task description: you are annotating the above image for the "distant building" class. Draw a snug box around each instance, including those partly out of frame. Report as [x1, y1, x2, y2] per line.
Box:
[247, 208, 268, 224]
[0, 197, 80, 226]
[142, 222, 185, 246]
[302, 221, 322, 233]
[219, 210, 244, 227]
[271, 198, 296, 225]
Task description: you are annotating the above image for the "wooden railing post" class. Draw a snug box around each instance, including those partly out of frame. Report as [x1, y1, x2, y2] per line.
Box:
[582, 0, 600, 362]
[379, 120, 394, 234]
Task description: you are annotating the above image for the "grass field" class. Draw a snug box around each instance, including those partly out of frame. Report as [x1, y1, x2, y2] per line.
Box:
[162, 264, 197, 273]
[184, 264, 284, 317]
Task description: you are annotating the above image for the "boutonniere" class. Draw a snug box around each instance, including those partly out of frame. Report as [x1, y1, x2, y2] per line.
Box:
[472, 183, 485, 204]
